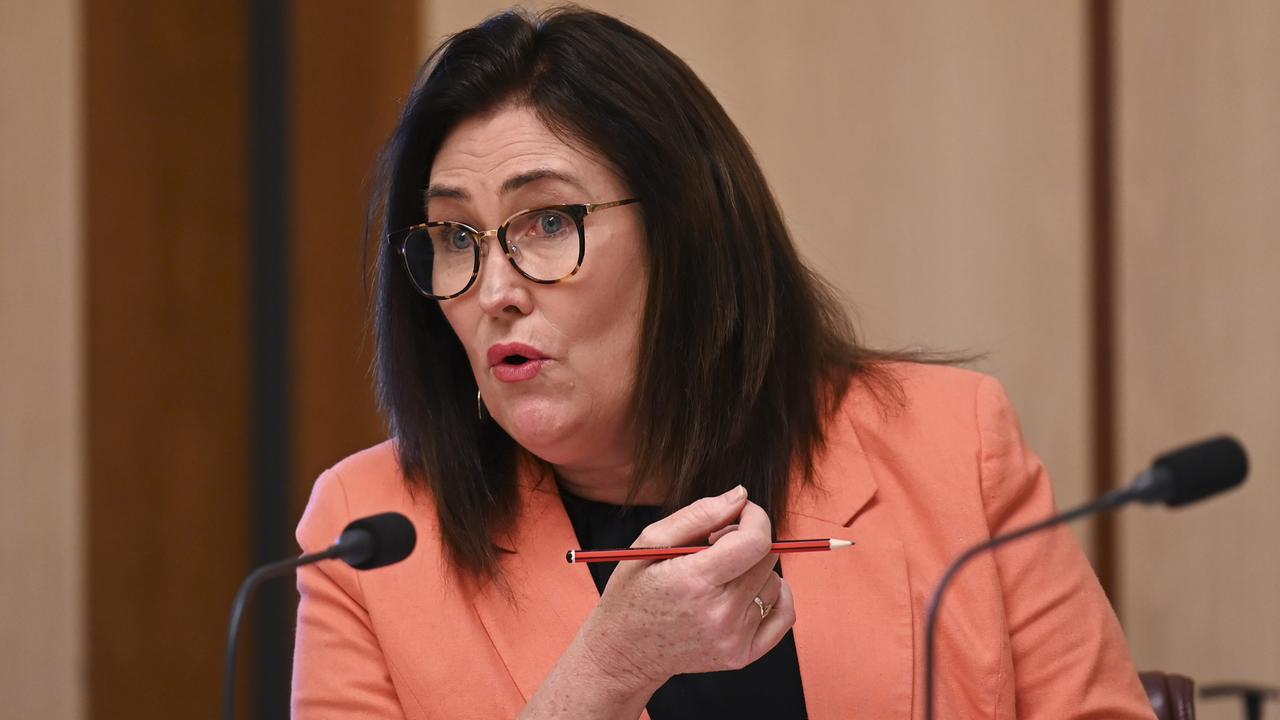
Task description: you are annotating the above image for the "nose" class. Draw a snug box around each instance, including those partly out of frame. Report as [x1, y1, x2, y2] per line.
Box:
[474, 235, 533, 317]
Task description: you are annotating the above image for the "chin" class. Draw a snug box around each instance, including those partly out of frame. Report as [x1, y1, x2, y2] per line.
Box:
[493, 399, 581, 463]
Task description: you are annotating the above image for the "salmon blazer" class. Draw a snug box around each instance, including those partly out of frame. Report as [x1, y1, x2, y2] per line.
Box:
[292, 364, 1155, 719]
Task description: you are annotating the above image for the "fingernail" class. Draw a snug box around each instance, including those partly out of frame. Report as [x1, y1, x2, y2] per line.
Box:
[723, 484, 746, 501]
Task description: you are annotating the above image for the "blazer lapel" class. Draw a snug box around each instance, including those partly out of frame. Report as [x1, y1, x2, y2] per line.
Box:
[783, 416, 915, 719]
[470, 465, 602, 704]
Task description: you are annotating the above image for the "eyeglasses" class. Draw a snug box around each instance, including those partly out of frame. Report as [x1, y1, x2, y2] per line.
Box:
[388, 198, 640, 300]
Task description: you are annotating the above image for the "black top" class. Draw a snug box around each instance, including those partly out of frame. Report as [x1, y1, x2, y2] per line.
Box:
[559, 488, 809, 719]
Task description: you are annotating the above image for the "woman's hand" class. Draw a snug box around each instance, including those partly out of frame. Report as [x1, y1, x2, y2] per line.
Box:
[577, 485, 797, 691]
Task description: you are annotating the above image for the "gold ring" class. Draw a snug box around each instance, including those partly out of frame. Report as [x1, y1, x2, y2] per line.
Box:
[753, 595, 773, 619]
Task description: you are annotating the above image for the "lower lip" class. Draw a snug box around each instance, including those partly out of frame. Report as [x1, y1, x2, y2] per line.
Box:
[491, 359, 546, 383]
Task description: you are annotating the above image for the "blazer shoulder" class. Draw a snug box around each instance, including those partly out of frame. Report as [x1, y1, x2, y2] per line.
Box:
[844, 361, 995, 433]
[323, 440, 427, 508]
[298, 440, 441, 554]
[326, 439, 399, 484]
[836, 363, 1024, 506]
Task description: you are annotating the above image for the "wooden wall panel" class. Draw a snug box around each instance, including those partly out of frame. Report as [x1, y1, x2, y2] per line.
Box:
[0, 1, 83, 717]
[1115, 1, 1280, 713]
[289, 0, 417, 521]
[79, 1, 423, 717]
[85, 2, 250, 717]
[425, 0, 1097, 554]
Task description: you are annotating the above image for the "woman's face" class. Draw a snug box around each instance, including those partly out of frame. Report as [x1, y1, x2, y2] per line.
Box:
[429, 104, 648, 481]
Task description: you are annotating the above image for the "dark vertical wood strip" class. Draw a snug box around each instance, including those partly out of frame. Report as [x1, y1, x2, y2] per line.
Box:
[288, 2, 417, 516]
[86, 3, 251, 717]
[249, 0, 292, 717]
[1086, 0, 1118, 601]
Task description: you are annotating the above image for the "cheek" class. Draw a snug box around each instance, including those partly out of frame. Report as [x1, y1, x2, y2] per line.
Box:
[439, 303, 484, 371]
[566, 278, 646, 401]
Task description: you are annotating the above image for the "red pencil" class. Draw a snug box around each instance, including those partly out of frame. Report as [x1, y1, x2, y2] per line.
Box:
[566, 538, 854, 564]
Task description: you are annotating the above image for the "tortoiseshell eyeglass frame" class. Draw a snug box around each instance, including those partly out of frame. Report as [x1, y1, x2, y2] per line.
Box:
[387, 198, 641, 300]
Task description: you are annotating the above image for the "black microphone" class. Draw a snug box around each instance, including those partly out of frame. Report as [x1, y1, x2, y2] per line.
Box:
[221, 512, 416, 720]
[1129, 436, 1249, 507]
[924, 436, 1248, 720]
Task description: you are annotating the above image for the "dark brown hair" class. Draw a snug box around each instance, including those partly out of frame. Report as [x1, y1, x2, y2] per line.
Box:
[371, 7, 907, 579]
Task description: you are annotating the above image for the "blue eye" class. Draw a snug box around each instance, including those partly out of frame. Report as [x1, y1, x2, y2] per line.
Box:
[428, 224, 477, 255]
[537, 213, 565, 235]
[446, 228, 472, 251]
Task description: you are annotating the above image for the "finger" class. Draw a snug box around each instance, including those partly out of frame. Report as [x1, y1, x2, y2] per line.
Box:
[730, 554, 780, 608]
[678, 500, 772, 586]
[707, 523, 739, 544]
[746, 578, 796, 666]
[742, 570, 782, 624]
[633, 485, 747, 549]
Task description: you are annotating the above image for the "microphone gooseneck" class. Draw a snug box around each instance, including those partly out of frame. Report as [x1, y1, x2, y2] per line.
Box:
[221, 512, 416, 720]
[923, 436, 1247, 720]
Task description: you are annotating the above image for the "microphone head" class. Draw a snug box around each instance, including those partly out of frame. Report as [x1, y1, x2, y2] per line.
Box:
[1152, 435, 1248, 507]
[337, 512, 417, 570]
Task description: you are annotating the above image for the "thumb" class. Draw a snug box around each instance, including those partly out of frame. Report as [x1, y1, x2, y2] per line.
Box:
[633, 485, 747, 548]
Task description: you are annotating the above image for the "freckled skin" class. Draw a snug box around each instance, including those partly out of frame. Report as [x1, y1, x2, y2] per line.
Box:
[430, 104, 652, 504]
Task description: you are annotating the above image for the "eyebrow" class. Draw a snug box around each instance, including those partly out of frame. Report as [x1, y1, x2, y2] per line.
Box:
[424, 168, 588, 203]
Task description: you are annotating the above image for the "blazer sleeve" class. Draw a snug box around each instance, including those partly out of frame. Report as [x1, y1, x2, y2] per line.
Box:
[292, 468, 408, 719]
[974, 376, 1155, 720]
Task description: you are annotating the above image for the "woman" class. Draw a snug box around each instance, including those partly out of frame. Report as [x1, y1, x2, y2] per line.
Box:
[293, 7, 1155, 719]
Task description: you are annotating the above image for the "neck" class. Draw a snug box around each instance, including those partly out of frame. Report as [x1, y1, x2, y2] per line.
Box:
[553, 459, 663, 506]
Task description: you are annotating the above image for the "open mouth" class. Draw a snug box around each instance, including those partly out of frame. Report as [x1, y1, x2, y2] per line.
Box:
[488, 343, 547, 382]
[492, 355, 544, 382]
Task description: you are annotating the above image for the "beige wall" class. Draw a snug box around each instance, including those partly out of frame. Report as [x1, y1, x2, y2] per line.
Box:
[424, 0, 1097, 552]
[0, 0, 84, 717]
[1116, 2, 1280, 716]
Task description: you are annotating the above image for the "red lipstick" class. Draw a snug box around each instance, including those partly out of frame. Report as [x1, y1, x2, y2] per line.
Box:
[487, 343, 548, 383]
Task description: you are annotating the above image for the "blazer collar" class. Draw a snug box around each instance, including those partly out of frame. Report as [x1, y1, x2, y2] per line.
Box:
[783, 410, 914, 719]
[471, 460, 655, 719]
[787, 405, 879, 527]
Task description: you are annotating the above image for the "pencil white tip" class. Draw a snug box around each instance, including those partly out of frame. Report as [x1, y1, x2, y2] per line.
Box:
[829, 539, 854, 550]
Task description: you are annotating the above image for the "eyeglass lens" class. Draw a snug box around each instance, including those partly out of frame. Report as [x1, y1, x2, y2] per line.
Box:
[402, 207, 580, 298]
